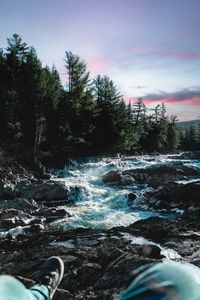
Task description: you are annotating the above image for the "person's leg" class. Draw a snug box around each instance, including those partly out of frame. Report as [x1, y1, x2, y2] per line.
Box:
[0, 275, 49, 300]
[29, 283, 50, 300]
[118, 262, 200, 300]
[37, 256, 64, 299]
[0, 256, 64, 300]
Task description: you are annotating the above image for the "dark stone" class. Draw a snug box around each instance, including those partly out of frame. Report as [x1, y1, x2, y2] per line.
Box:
[36, 207, 73, 222]
[139, 244, 163, 259]
[127, 193, 137, 205]
[17, 180, 69, 201]
[102, 171, 122, 185]
[0, 198, 39, 211]
[127, 217, 172, 241]
[122, 163, 200, 187]
[146, 181, 200, 213]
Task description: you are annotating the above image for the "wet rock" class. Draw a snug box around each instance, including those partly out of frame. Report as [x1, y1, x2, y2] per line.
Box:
[5, 224, 45, 239]
[127, 217, 172, 242]
[0, 209, 32, 229]
[139, 244, 163, 259]
[0, 198, 39, 211]
[17, 180, 69, 201]
[103, 171, 135, 186]
[36, 207, 73, 222]
[121, 163, 200, 187]
[102, 171, 122, 185]
[62, 263, 102, 292]
[146, 181, 200, 213]
[127, 193, 137, 206]
[121, 174, 135, 185]
[96, 245, 124, 266]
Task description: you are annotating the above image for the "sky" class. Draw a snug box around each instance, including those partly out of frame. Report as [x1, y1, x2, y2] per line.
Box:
[0, 0, 200, 121]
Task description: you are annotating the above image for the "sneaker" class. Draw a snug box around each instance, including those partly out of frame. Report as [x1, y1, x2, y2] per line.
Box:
[38, 256, 64, 299]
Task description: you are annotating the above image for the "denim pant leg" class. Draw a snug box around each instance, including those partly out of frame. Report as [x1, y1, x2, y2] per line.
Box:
[118, 262, 200, 300]
[0, 275, 49, 300]
[29, 284, 49, 300]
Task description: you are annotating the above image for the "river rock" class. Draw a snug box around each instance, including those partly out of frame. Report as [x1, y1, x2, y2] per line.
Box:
[36, 207, 73, 222]
[102, 171, 122, 184]
[122, 163, 200, 187]
[17, 180, 69, 201]
[6, 224, 44, 239]
[127, 193, 137, 205]
[127, 217, 172, 241]
[139, 244, 163, 259]
[102, 163, 200, 188]
[102, 171, 135, 185]
[146, 181, 200, 214]
[0, 209, 33, 229]
[0, 198, 39, 211]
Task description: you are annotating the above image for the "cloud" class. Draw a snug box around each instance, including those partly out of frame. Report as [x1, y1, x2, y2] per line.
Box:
[163, 51, 200, 61]
[143, 87, 200, 106]
[123, 44, 200, 62]
[133, 85, 149, 89]
[86, 56, 111, 75]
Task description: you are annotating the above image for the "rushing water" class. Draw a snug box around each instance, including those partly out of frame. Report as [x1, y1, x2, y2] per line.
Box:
[51, 153, 200, 230]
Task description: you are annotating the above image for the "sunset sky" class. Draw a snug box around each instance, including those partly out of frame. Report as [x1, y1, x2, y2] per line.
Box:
[1, 0, 200, 121]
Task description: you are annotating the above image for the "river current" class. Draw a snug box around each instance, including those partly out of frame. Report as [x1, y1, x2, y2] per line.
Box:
[51, 153, 200, 230]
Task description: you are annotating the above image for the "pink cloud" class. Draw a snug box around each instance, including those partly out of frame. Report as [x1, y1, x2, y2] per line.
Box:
[123, 44, 200, 62]
[144, 96, 200, 106]
[124, 96, 138, 104]
[86, 56, 110, 75]
[164, 51, 200, 61]
[143, 88, 200, 106]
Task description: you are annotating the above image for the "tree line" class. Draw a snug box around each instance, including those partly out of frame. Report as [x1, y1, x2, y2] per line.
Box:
[0, 34, 199, 161]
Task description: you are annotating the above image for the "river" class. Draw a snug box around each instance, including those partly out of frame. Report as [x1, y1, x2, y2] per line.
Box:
[51, 153, 200, 230]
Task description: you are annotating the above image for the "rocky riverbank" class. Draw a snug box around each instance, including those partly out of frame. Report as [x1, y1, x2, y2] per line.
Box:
[0, 152, 200, 299]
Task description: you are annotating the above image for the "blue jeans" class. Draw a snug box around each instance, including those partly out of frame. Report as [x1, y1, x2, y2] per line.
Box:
[0, 275, 49, 300]
[118, 262, 200, 300]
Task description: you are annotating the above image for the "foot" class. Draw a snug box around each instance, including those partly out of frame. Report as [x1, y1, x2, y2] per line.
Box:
[38, 256, 64, 299]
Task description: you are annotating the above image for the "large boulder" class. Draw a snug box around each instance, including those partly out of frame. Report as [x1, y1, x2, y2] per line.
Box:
[102, 171, 122, 185]
[17, 180, 69, 202]
[0, 198, 39, 211]
[102, 163, 200, 188]
[146, 181, 200, 214]
[127, 217, 173, 241]
[122, 163, 200, 187]
[102, 171, 135, 185]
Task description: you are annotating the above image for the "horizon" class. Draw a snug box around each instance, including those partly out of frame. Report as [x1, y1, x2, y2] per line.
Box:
[1, 0, 200, 121]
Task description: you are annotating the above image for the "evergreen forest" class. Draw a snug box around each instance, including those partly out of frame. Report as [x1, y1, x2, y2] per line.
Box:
[0, 34, 200, 161]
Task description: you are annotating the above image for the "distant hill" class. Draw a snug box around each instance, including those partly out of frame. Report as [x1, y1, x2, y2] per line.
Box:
[177, 119, 200, 130]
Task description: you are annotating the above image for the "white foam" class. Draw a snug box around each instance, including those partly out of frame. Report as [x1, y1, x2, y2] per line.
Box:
[121, 232, 181, 260]
[50, 154, 200, 230]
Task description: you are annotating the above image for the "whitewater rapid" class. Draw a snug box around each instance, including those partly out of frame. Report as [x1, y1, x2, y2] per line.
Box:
[51, 154, 200, 230]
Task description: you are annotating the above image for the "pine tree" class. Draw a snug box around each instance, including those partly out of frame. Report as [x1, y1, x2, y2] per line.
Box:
[167, 115, 180, 151]
[64, 51, 96, 154]
[92, 75, 124, 152]
[193, 122, 200, 149]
